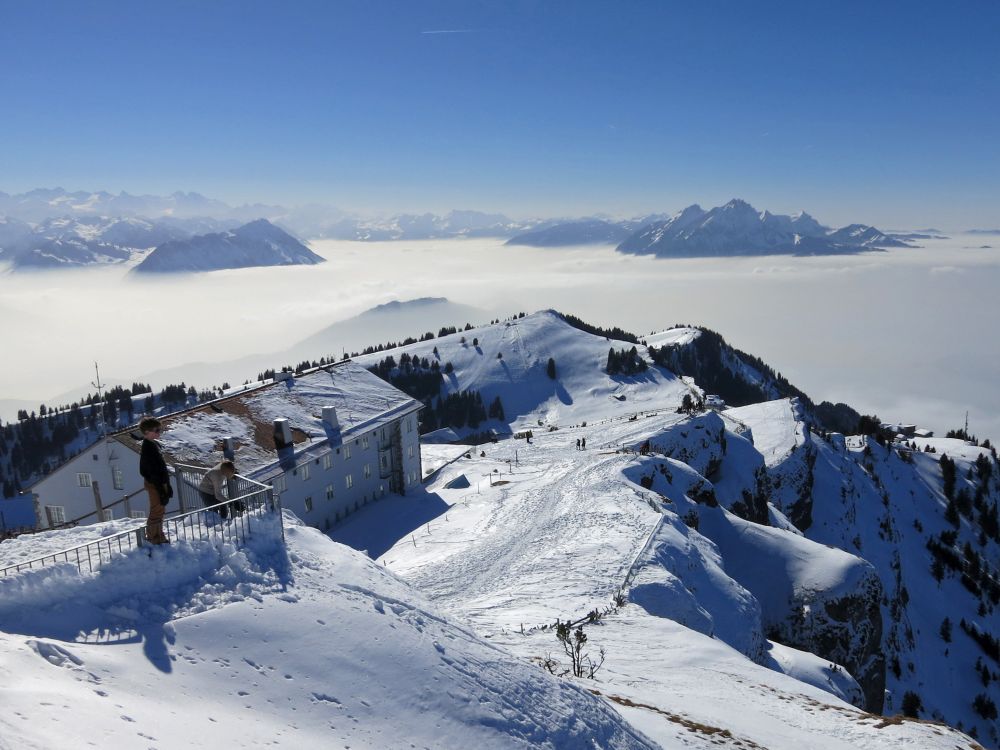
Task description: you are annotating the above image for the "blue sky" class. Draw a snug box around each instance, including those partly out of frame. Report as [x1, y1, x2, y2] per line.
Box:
[1, 0, 997, 227]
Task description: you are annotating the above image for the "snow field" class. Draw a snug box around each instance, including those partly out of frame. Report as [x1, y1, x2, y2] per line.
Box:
[0, 513, 656, 749]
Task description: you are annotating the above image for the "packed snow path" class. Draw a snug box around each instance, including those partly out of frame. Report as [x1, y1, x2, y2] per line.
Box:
[372, 418, 680, 633]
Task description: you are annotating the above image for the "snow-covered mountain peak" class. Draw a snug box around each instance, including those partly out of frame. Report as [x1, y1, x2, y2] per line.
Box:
[617, 200, 908, 257]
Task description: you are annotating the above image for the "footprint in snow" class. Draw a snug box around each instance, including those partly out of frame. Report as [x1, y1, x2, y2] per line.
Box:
[372, 600, 385, 614]
[311, 693, 342, 705]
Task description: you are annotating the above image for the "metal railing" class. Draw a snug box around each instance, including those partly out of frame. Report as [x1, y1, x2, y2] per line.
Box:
[0, 472, 282, 577]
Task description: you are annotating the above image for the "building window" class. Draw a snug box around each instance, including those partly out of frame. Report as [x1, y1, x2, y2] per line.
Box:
[363, 435, 370, 450]
[112, 466, 124, 490]
[272, 474, 287, 493]
[380, 455, 388, 469]
[408, 445, 414, 458]
[345, 474, 353, 489]
[77, 473, 92, 488]
[406, 417, 413, 433]
[304, 496, 313, 512]
[130, 510, 147, 520]
[322, 453, 333, 470]
[300, 463, 311, 481]
[364, 463, 371, 479]
[325, 484, 335, 501]
[101, 510, 115, 522]
[45, 505, 66, 525]
[345, 445, 352, 460]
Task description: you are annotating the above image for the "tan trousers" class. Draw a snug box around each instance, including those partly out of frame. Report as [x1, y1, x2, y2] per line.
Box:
[145, 481, 168, 544]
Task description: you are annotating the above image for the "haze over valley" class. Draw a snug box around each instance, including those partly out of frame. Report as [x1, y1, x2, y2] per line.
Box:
[2, 231, 998, 444]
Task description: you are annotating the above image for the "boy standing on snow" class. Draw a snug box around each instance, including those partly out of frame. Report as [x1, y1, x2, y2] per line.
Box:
[139, 417, 172, 545]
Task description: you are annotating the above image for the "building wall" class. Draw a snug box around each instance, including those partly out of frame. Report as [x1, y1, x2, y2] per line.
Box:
[27, 438, 164, 528]
[268, 411, 423, 532]
[27, 409, 424, 533]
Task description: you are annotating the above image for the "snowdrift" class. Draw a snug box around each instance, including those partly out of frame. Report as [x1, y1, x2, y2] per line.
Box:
[0, 513, 654, 749]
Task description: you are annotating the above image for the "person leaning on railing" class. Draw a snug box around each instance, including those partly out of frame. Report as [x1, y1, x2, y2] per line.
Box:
[199, 460, 243, 518]
[139, 416, 172, 545]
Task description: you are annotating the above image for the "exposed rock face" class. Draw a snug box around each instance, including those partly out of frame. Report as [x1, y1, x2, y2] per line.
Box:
[633, 412, 728, 478]
[767, 568, 885, 712]
[766, 436, 817, 531]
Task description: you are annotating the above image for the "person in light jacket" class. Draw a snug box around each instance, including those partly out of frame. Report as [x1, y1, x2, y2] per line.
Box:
[139, 416, 171, 545]
[198, 460, 240, 518]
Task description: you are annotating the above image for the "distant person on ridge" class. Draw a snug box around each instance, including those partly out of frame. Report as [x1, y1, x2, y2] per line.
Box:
[139, 416, 172, 545]
[199, 460, 240, 518]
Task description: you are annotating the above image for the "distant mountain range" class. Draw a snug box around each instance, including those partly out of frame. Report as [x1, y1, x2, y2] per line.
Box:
[504, 218, 660, 247]
[0, 214, 242, 269]
[508, 199, 912, 257]
[0, 188, 279, 223]
[315, 210, 539, 241]
[2, 188, 981, 268]
[0, 215, 233, 269]
[133, 219, 323, 273]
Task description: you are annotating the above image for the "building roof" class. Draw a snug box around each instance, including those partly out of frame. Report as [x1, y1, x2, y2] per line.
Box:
[112, 360, 422, 480]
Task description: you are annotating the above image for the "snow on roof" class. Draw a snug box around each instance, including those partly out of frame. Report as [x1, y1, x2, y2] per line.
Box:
[114, 360, 421, 476]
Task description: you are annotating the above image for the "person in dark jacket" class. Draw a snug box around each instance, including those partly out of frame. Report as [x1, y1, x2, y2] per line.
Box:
[139, 416, 171, 544]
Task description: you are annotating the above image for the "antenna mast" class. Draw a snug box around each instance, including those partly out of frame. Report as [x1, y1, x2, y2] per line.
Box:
[92, 361, 107, 439]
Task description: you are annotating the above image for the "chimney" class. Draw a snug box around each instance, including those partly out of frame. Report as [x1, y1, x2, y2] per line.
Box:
[223, 437, 236, 460]
[273, 418, 293, 449]
[322, 406, 340, 431]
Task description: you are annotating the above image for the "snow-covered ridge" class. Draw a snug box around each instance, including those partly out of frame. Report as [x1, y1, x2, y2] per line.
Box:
[2, 309, 994, 749]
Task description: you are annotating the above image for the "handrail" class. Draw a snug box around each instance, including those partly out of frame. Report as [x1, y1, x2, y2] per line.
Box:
[0, 474, 282, 577]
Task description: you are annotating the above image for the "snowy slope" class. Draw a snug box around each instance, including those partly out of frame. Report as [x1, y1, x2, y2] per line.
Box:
[731, 399, 1000, 744]
[0, 513, 654, 749]
[331, 421, 978, 749]
[355, 310, 695, 432]
[4, 309, 992, 749]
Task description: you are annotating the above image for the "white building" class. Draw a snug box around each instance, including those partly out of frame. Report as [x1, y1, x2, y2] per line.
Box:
[28, 361, 423, 532]
[25, 437, 146, 528]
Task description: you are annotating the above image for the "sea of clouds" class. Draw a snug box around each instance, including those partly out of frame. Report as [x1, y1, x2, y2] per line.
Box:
[2, 235, 998, 441]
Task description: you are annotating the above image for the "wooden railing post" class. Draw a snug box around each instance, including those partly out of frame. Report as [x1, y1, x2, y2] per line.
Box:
[92, 480, 104, 521]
